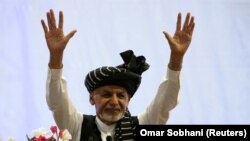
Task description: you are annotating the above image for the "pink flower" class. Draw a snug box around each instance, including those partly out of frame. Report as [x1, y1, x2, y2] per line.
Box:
[59, 129, 64, 138]
[50, 126, 58, 134]
[33, 135, 48, 141]
[27, 125, 72, 141]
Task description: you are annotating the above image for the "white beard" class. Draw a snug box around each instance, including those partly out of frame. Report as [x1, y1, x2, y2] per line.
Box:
[99, 112, 123, 124]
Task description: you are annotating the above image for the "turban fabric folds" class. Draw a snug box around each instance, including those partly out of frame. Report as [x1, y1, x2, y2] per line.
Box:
[84, 50, 149, 97]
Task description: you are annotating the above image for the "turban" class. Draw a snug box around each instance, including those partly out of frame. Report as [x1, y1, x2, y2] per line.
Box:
[84, 50, 149, 97]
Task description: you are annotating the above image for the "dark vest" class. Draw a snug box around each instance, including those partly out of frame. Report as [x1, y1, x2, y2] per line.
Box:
[80, 114, 138, 141]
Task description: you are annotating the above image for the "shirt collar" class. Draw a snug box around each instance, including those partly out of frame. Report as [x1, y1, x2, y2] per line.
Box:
[95, 116, 116, 134]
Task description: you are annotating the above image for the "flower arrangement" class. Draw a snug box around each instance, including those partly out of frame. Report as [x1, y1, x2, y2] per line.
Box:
[26, 125, 72, 141]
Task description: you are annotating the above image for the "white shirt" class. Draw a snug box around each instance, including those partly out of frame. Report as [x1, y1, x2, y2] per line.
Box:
[96, 116, 116, 141]
[46, 68, 180, 141]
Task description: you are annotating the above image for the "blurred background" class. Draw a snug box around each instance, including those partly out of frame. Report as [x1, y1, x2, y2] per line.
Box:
[1, 0, 250, 140]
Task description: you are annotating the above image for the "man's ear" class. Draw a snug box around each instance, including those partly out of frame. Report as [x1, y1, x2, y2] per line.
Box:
[89, 93, 95, 105]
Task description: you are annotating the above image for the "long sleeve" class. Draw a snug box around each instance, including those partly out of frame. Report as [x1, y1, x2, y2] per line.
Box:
[138, 68, 180, 124]
[46, 68, 83, 140]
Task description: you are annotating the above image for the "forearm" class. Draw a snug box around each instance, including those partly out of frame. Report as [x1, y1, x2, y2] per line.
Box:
[46, 68, 82, 139]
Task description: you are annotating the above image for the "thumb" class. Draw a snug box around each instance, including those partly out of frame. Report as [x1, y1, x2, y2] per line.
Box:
[163, 31, 175, 47]
[163, 31, 171, 42]
[65, 30, 77, 41]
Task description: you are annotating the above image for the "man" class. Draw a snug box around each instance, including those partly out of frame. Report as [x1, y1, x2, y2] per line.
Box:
[41, 9, 195, 141]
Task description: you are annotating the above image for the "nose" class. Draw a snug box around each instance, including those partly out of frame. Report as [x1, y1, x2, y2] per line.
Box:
[110, 95, 119, 105]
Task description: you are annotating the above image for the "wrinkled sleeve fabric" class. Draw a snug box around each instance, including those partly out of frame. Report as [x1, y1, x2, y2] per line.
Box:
[46, 68, 83, 140]
[138, 68, 180, 124]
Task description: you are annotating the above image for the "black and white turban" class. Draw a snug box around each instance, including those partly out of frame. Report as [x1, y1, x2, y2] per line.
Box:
[84, 50, 149, 97]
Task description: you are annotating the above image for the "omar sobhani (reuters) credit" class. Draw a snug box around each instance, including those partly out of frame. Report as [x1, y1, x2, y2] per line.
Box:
[136, 125, 249, 140]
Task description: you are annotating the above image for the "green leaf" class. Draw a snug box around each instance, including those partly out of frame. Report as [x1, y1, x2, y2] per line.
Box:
[26, 135, 33, 141]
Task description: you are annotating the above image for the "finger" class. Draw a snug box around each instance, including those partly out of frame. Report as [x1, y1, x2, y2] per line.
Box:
[65, 30, 77, 41]
[46, 12, 52, 30]
[176, 13, 181, 32]
[41, 20, 48, 34]
[163, 31, 172, 44]
[50, 9, 57, 29]
[58, 11, 64, 29]
[186, 16, 194, 33]
[163, 31, 175, 50]
[189, 16, 194, 27]
[183, 12, 190, 31]
[189, 23, 195, 36]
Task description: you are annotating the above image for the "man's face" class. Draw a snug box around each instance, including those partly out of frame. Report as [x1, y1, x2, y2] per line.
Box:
[90, 85, 131, 125]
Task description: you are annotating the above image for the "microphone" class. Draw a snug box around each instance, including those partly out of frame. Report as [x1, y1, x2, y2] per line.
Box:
[106, 135, 112, 141]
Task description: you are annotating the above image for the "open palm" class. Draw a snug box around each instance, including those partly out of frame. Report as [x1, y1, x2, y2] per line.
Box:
[41, 9, 76, 54]
[164, 13, 195, 56]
